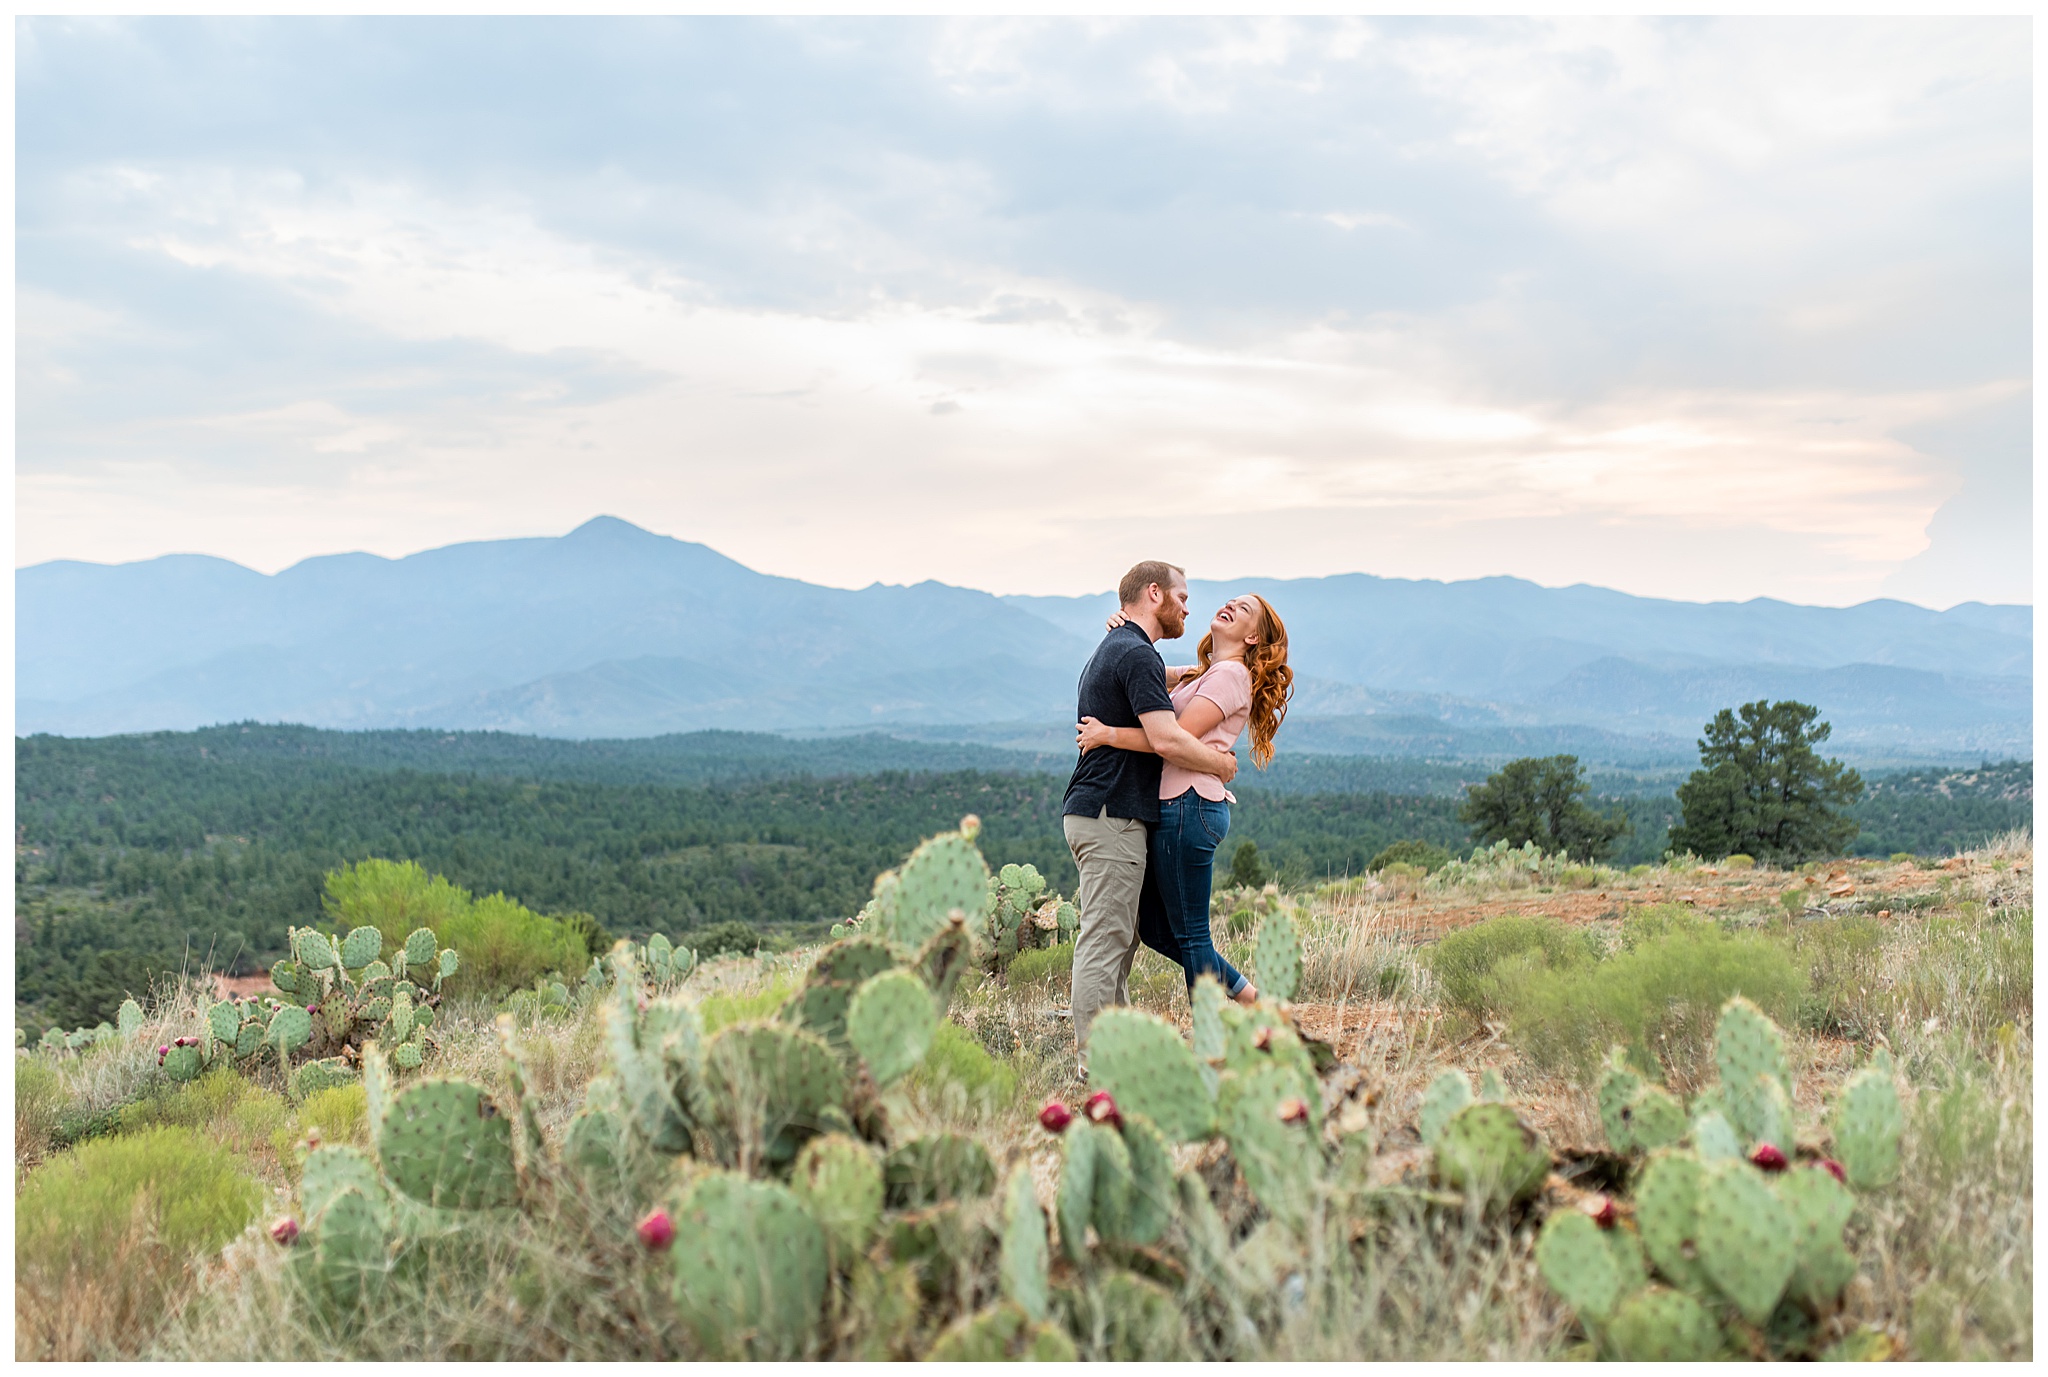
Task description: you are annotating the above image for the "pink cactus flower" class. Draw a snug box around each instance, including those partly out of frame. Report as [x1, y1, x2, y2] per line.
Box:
[269, 1217, 299, 1246]
[1579, 1194, 1619, 1229]
[636, 1208, 676, 1251]
[1038, 1100, 1074, 1134]
[1818, 1158, 1848, 1185]
[1749, 1142, 1789, 1172]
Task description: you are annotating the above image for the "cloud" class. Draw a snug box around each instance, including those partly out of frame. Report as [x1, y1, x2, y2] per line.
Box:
[14, 16, 2030, 606]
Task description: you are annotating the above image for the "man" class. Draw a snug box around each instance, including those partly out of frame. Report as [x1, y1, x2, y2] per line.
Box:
[1063, 559, 1238, 1075]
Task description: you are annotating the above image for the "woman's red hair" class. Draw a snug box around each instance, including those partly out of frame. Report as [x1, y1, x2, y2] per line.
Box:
[1193, 595, 1292, 767]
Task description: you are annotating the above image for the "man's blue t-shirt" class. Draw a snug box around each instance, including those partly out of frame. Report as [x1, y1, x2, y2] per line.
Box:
[1061, 622, 1176, 824]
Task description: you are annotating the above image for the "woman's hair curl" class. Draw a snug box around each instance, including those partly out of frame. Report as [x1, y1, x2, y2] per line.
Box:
[1194, 595, 1292, 768]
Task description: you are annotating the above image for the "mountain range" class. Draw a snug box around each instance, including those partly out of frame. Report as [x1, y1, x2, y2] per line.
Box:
[16, 516, 2032, 764]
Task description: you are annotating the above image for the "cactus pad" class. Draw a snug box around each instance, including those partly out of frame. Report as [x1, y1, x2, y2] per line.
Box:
[1779, 1163, 1857, 1306]
[377, 1078, 519, 1210]
[1694, 1158, 1797, 1325]
[1691, 1111, 1743, 1162]
[925, 1301, 1077, 1361]
[206, 1000, 240, 1049]
[1085, 1007, 1216, 1142]
[1536, 1209, 1630, 1322]
[1748, 1072, 1793, 1154]
[883, 1132, 996, 1209]
[1606, 1285, 1721, 1361]
[1714, 996, 1791, 1146]
[403, 928, 438, 968]
[304, 1184, 391, 1303]
[1088, 1120, 1136, 1244]
[999, 1165, 1051, 1322]
[810, 936, 898, 987]
[1190, 975, 1227, 1090]
[701, 1022, 846, 1168]
[301, 1145, 390, 1228]
[790, 1133, 883, 1259]
[1218, 1060, 1320, 1226]
[845, 968, 936, 1087]
[1832, 1066, 1902, 1189]
[294, 927, 339, 971]
[1434, 1102, 1549, 1205]
[1633, 1149, 1707, 1290]
[1057, 1123, 1098, 1264]
[269, 1003, 314, 1056]
[392, 1040, 424, 1070]
[1597, 1054, 1644, 1151]
[1253, 906, 1302, 1003]
[1630, 1086, 1688, 1151]
[161, 1043, 205, 1082]
[117, 998, 144, 1039]
[1419, 1069, 1474, 1147]
[291, 1057, 358, 1101]
[340, 926, 382, 970]
[1118, 1112, 1175, 1247]
[670, 1172, 828, 1360]
[873, 831, 989, 954]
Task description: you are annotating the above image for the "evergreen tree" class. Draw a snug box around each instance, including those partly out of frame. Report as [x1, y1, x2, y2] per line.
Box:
[1668, 700, 1863, 864]
[1228, 840, 1270, 889]
[1458, 755, 1627, 862]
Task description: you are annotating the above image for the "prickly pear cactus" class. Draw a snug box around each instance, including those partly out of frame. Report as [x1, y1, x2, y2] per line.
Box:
[1536, 1209, 1630, 1323]
[845, 968, 936, 1088]
[1694, 1157, 1797, 1325]
[291, 1057, 358, 1102]
[1118, 1111, 1175, 1248]
[340, 925, 382, 970]
[161, 1042, 206, 1082]
[700, 1022, 846, 1171]
[925, 1301, 1077, 1361]
[1634, 1149, 1710, 1294]
[117, 998, 145, 1040]
[1831, 1065, 1902, 1189]
[1190, 975, 1227, 1093]
[1596, 1052, 1643, 1151]
[870, 829, 989, 955]
[1606, 1285, 1722, 1361]
[1714, 996, 1791, 1147]
[1748, 1072, 1793, 1154]
[1085, 1007, 1216, 1142]
[1218, 1060, 1319, 1228]
[1056, 1121, 1099, 1266]
[1252, 906, 1302, 1003]
[300, 1144, 391, 1228]
[1630, 1086, 1687, 1151]
[206, 1000, 240, 1051]
[670, 1172, 829, 1360]
[883, 1133, 996, 1210]
[375, 1077, 519, 1211]
[1419, 1069, 1474, 1147]
[301, 1184, 392, 1306]
[1690, 1110, 1743, 1163]
[1432, 1101, 1548, 1205]
[790, 1133, 883, 1259]
[1779, 1162, 1857, 1306]
[295, 927, 339, 972]
[269, 1003, 315, 1058]
[999, 1164, 1051, 1322]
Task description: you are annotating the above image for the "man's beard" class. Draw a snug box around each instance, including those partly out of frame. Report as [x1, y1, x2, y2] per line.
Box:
[1159, 600, 1188, 640]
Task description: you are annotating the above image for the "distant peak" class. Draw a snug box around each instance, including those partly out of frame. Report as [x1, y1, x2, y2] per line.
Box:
[564, 515, 660, 542]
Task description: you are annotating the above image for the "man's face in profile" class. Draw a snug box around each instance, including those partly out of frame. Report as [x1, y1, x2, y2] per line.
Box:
[1158, 577, 1190, 640]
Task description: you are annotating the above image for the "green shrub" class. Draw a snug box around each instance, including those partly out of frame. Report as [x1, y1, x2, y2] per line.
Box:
[1370, 839, 1453, 873]
[17, 1125, 262, 1274]
[912, 1020, 1019, 1112]
[299, 1084, 370, 1147]
[323, 857, 471, 954]
[440, 892, 589, 996]
[1006, 942, 1074, 992]
[1721, 853, 1756, 870]
[698, 975, 797, 1034]
[1500, 925, 1805, 1084]
[691, 920, 768, 960]
[1773, 913, 1888, 1037]
[1424, 914, 1598, 1023]
[17, 1055, 65, 1161]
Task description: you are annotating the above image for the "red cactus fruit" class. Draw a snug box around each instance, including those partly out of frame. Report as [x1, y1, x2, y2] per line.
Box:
[157, 1044, 170, 1057]
[1579, 1193, 1619, 1229]
[1038, 1100, 1074, 1134]
[1277, 1097, 1310, 1125]
[636, 1208, 676, 1251]
[1749, 1142, 1789, 1172]
[1818, 1158, 1848, 1185]
[269, 1217, 300, 1246]
[1083, 1090, 1122, 1131]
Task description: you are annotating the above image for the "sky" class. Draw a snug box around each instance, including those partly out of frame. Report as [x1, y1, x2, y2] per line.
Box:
[15, 16, 2033, 607]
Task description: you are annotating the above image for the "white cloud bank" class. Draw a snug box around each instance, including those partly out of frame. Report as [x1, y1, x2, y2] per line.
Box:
[15, 17, 2031, 605]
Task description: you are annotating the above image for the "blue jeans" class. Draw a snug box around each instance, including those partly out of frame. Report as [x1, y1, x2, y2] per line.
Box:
[1137, 791, 1249, 998]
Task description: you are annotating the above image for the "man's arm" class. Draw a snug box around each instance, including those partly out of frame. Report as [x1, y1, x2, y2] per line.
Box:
[1139, 710, 1238, 783]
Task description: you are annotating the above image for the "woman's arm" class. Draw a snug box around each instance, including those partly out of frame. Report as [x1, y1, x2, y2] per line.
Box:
[1164, 664, 1201, 689]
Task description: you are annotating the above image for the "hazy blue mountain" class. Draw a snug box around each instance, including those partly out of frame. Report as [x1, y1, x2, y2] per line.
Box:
[15, 516, 2032, 761]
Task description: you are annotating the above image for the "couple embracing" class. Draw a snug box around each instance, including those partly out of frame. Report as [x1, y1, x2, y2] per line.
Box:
[1061, 559, 1293, 1077]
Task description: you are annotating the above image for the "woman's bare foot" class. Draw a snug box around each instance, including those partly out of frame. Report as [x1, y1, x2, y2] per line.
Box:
[1233, 983, 1259, 1005]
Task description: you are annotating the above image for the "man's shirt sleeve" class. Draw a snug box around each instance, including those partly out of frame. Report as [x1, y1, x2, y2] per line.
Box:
[1117, 642, 1175, 717]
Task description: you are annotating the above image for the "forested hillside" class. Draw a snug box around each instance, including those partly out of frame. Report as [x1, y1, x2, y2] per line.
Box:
[16, 729, 2028, 1035]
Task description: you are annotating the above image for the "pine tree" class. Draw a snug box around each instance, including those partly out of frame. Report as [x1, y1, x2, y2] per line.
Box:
[1458, 755, 1627, 862]
[1668, 700, 1863, 864]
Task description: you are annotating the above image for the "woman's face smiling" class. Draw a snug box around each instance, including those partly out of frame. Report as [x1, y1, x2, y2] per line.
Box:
[1210, 595, 1261, 648]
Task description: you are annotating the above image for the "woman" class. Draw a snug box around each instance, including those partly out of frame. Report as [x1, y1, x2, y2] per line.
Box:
[1077, 592, 1292, 1006]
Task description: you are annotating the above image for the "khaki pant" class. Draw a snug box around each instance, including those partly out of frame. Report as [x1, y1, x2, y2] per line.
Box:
[1065, 807, 1149, 1060]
